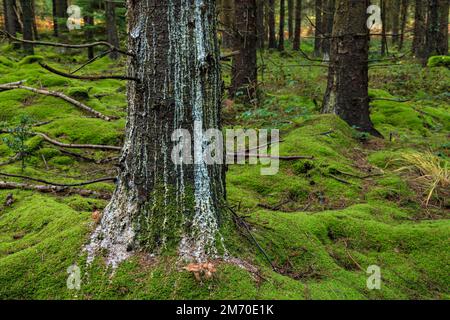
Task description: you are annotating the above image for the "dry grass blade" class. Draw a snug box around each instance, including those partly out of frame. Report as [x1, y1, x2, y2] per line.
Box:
[395, 152, 449, 205]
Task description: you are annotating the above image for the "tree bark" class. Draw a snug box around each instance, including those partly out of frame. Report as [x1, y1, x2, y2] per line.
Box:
[19, 0, 34, 54]
[288, 0, 294, 40]
[322, 0, 381, 138]
[293, 0, 302, 51]
[87, 0, 227, 267]
[412, 0, 426, 58]
[313, 0, 322, 57]
[380, 0, 388, 55]
[4, 0, 18, 37]
[231, 0, 258, 101]
[278, 0, 285, 51]
[268, 0, 276, 48]
[256, 0, 265, 48]
[53, 0, 68, 37]
[391, 0, 401, 46]
[83, 14, 95, 59]
[436, 0, 449, 55]
[220, 0, 234, 48]
[105, 0, 120, 59]
[398, 0, 408, 51]
[321, 0, 334, 57]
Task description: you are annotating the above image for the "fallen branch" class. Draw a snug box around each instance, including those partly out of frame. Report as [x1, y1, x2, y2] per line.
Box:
[39, 62, 138, 82]
[0, 181, 112, 199]
[0, 171, 115, 187]
[230, 153, 314, 161]
[0, 30, 133, 57]
[36, 132, 122, 151]
[0, 83, 113, 121]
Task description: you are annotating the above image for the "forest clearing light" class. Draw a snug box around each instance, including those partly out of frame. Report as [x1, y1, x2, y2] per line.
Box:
[171, 121, 280, 175]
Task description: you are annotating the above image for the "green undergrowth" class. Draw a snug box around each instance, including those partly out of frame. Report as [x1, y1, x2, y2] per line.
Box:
[0, 42, 448, 299]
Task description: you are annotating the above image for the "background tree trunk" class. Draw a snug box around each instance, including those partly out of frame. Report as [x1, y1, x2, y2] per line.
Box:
[83, 14, 94, 59]
[412, 0, 426, 58]
[391, 0, 401, 46]
[231, 0, 258, 101]
[278, 0, 285, 51]
[268, 0, 276, 48]
[436, 0, 449, 55]
[256, 0, 265, 49]
[322, 0, 381, 138]
[4, 0, 18, 37]
[288, 0, 294, 40]
[398, 0, 408, 51]
[19, 0, 34, 54]
[220, 0, 234, 49]
[313, 0, 322, 57]
[31, 0, 38, 40]
[53, 0, 68, 37]
[87, 0, 226, 266]
[321, 0, 334, 57]
[105, 0, 120, 59]
[293, 0, 302, 51]
[380, 0, 388, 55]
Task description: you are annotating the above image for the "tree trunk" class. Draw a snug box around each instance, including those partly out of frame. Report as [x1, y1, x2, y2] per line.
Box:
[293, 0, 302, 51]
[278, 0, 285, 51]
[31, 0, 38, 40]
[398, 0, 408, 51]
[436, 0, 449, 55]
[268, 0, 276, 48]
[4, 0, 18, 36]
[288, 0, 294, 40]
[256, 0, 265, 48]
[321, 0, 334, 57]
[322, 0, 381, 138]
[231, 0, 258, 101]
[391, 0, 401, 46]
[412, 0, 426, 58]
[53, 0, 68, 37]
[220, 0, 234, 48]
[84, 14, 94, 59]
[19, 0, 34, 54]
[105, 0, 120, 59]
[380, 0, 388, 55]
[313, 0, 322, 57]
[87, 0, 227, 267]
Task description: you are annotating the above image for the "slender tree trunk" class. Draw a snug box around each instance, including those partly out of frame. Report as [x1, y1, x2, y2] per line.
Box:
[278, 0, 285, 51]
[19, 0, 34, 54]
[293, 0, 302, 51]
[231, 0, 258, 101]
[424, 0, 438, 62]
[105, 0, 120, 59]
[398, 0, 408, 51]
[437, 0, 449, 55]
[380, 0, 388, 55]
[412, 0, 426, 58]
[4, 0, 18, 36]
[321, 0, 334, 57]
[391, 0, 401, 46]
[314, 0, 322, 57]
[268, 0, 276, 48]
[31, 0, 38, 40]
[256, 0, 265, 48]
[53, 0, 68, 37]
[220, 0, 234, 49]
[87, 0, 227, 266]
[84, 14, 94, 59]
[322, 0, 381, 138]
[288, 0, 294, 40]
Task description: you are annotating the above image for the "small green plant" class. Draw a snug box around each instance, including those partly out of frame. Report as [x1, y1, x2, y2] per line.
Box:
[351, 126, 370, 142]
[1, 115, 35, 171]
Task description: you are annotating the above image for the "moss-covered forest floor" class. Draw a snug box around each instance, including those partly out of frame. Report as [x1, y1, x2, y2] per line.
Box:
[0, 37, 448, 299]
